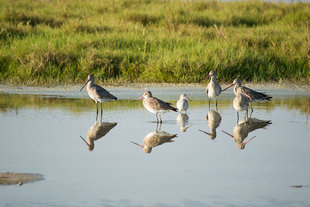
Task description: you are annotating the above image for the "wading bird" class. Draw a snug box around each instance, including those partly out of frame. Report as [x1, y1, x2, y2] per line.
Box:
[233, 87, 252, 123]
[80, 74, 117, 120]
[176, 93, 191, 114]
[222, 78, 272, 116]
[134, 91, 177, 123]
[205, 70, 222, 109]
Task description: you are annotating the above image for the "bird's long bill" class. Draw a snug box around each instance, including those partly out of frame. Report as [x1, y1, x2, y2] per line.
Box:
[204, 74, 211, 79]
[243, 136, 256, 145]
[222, 83, 234, 92]
[80, 136, 91, 146]
[186, 97, 192, 102]
[131, 141, 144, 149]
[131, 96, 143, 103]
[199, 129, 211, 136]
[221, 130, 234, 138]
[80, 79, 90, 91]
[242, 91, 252, 100]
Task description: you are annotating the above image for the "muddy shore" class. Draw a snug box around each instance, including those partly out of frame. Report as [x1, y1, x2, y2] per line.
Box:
[0, 172, 44, 186]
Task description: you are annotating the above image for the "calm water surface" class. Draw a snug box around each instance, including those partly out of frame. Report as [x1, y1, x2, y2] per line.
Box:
[0, 86, 309, 207]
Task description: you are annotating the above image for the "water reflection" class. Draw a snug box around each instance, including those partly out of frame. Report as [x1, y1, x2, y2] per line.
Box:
[222, 118, 272, 150]
[0, 93, 309, 120]
[131, 123, 178, 153]
[199, 110, 222, 140]
[80, 121, 117, 151]
[177, 113, 189, 132]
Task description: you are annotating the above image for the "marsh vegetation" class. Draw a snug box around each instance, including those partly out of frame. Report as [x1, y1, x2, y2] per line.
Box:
[0, 0, 309, 85]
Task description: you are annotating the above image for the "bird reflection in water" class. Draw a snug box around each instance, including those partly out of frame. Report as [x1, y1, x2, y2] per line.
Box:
[222, 118, 271, 149]
[177, 113, 189, 132]
[80, 121, 117, 151]
[131, 123, 177, 153]
[199, 110, 222, 140]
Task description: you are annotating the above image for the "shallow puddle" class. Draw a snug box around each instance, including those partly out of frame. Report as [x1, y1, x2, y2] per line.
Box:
[0, 86, 309, 207]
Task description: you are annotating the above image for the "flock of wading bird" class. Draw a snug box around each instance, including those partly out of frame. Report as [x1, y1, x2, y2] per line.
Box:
[79, 71, 272, 152]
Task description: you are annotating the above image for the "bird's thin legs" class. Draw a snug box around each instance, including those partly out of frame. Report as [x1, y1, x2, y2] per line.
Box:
[96, 102, 99, 121]
[237, 111, 239, 124]
[155, 113, 162, 123]
[208, 98, 211, 110]
[245, 109, 249, 120]
[100, 102, 103, 122]
[156, 121, 162, 132]
[249, 106, 253, 118]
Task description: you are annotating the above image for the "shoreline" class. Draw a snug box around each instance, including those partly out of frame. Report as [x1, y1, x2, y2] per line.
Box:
[0, 172, 44, 186]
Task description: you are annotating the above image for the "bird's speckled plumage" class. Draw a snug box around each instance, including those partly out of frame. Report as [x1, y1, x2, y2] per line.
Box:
[136, 91, 177, 123]
[233, 87, 251, 123]
[84, 74, 117, 102]
[232, 78, 272, 102]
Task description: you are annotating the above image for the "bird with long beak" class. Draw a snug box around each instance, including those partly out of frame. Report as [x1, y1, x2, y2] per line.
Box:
[222, 78, 272, 116]
[134, 91, 177, 123]
[80, 74, 117, 120]
[205, 70, 222, 109]
[177, 93, 191, 114]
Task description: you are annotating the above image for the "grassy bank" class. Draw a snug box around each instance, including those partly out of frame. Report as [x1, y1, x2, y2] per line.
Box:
[0, 0, 309, 85]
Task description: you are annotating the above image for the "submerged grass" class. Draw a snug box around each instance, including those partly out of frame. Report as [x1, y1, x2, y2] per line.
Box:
[0, 0, 309, 85]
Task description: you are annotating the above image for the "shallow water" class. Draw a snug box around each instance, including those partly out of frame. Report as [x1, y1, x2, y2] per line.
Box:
[0, 86, 309, 207]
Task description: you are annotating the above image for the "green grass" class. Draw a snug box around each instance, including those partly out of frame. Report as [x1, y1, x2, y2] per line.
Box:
[0, 0, 309, 85]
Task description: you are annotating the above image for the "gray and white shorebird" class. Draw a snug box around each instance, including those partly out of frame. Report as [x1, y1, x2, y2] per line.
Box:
[233, 87, 252, 123]
[205, 70, 222, 108]
[80, 74, 117, 120]
[222, 78, 272, 115]
[135, 91, 178, 123]
[176, 93, 191, 114]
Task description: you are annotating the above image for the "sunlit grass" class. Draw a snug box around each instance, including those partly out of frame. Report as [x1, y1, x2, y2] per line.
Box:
[0, 0, 309, 85]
